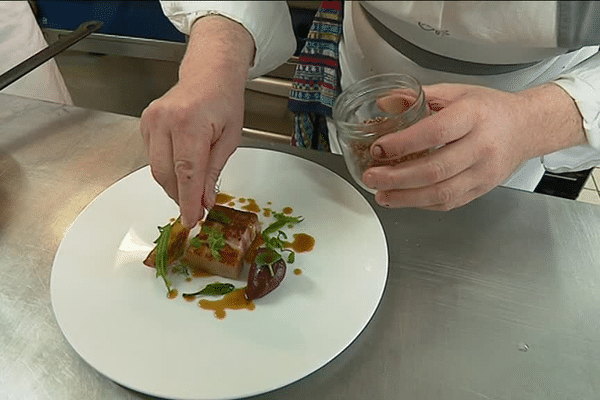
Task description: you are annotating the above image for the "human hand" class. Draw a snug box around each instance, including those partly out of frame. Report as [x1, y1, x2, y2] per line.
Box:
[140, 16, 254, 227]
[362, 83, 586, 210]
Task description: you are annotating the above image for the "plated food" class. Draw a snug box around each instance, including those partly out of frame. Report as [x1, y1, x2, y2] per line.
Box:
[185, 205, 261, 280]
[143, 195, 314, 317]
[51, 150, 388, 400]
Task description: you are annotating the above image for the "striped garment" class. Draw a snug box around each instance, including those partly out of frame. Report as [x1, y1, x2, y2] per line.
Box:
[288, 0, 343, 151]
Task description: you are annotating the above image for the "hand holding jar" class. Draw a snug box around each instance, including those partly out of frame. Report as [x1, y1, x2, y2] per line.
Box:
[334, 76, 587, 211]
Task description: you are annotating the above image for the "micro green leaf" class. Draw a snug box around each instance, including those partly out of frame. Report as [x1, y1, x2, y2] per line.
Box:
[154, 223, 173, 294]
[182, 282, 235, 298]
[190, 226, 225, 261]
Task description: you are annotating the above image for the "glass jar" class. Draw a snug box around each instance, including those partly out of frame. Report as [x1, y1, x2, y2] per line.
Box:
[332, 73, 431, 193]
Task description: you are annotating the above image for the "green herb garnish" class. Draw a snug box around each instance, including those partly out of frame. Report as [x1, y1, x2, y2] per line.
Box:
[254, 248, 283, 266]
[190, 226, 226, 261]
[262, 212, 303, 237]
[154, 223, 173, 294]
[259, 212, 303, 265]
[182, 282, 235, 298]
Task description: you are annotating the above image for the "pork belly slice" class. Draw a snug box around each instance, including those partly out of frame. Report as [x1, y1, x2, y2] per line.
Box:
[184, 205, 261, 279]
[144, 217, 189, 267]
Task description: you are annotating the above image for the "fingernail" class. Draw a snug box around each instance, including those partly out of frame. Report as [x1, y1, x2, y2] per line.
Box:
[181, 216, 193, 229]
[363, 172, 376, 189]
[375, 193, 390, 208]
[181, 211, 202, 229]
[372, 145, 384, 158]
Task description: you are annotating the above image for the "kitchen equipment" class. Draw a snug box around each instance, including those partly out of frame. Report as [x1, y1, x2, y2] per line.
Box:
[0, 20, 102, 91]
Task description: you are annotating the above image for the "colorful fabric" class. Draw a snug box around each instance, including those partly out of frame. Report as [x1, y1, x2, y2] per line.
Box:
[289, 0, 343, 151]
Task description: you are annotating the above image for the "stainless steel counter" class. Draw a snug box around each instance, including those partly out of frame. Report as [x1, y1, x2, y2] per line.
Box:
[1, 93, 600, 399]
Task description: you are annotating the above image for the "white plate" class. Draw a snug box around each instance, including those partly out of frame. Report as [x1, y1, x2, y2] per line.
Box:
[51, 147, 388, 400]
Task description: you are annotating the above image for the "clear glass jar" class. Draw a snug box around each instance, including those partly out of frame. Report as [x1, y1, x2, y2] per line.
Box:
[332, 73, 431, 193]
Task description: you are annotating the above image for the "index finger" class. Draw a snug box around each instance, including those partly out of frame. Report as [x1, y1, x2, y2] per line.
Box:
[172, 125, 212, 229]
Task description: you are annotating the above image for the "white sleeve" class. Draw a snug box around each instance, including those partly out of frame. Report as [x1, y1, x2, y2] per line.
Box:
[542, 52, 600, 172]
[159, 1, 296, 80]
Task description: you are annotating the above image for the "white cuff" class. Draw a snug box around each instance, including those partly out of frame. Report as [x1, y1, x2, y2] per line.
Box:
[552, 54, 600, 149]
[542, 52, 600, 172]
[160, 1, 296, 79]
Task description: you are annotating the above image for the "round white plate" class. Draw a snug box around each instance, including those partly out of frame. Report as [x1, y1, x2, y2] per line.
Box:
[51, 147, 388, 400]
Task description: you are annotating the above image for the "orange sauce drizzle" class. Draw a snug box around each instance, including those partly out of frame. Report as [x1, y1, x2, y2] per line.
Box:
[183, 294, 197, 302]
[242, 198, 260, 213]
[199, 288, 255, 319]
[286, 233, 315, 253]
[215, 193, 235, 204]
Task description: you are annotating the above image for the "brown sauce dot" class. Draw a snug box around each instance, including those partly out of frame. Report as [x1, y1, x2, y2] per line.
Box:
[183, 294, 197, 302]
[286, 233, 315, 253]
[199, 288, 255, 319]
[293, 268, 302, 275]
[238, 198, 246, 203]
[282, 206, 293, 215]
[267, 201, 272, 205]
[167, 289, 178, 299]
[263, 208, 272, 218]
[185, 277, 193, 282]
[228, 202, 236, 207]
[242, 198, 260, 213]
[216, 193, 235, 204]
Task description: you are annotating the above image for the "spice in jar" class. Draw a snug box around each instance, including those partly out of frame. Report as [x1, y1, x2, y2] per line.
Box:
[348, 116, 429, 175]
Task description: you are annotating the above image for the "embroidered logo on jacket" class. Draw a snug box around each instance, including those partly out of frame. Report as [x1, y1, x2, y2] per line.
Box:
[418, 22, 450, 37]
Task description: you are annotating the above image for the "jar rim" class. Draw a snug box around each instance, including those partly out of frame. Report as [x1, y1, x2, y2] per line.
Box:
[332, 73, 425, 135]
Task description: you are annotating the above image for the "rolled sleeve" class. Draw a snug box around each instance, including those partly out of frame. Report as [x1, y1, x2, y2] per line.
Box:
[160, 1, 296, 79]
[543, 52, 600, 172]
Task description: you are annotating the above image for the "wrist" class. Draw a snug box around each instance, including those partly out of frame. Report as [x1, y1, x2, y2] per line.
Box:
[516, 83, 587, 158]
[179, 14, 255, 85]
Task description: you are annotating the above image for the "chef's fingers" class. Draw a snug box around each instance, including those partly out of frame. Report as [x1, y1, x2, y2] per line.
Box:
[362, 137, 477, 191]
[376, 89, 418, 114]
[171, 121, 212, 229]
[419, 184, 491, 211]
[141, 105, 179, 203]
[374, 166, 488, 210]
[201, 122, 243, 210]
[370, 98, 476, 160]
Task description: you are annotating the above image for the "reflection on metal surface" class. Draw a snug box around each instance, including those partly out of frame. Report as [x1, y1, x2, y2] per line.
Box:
[43, 29, 186, 62]
[4, 94, 600, 399]
[242, 128, 290, 145]
[246, 76, 292, 98]
[0, 151, 23, 239]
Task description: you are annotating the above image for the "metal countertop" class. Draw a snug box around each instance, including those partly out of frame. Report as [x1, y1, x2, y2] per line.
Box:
[1, 94, 599, 400]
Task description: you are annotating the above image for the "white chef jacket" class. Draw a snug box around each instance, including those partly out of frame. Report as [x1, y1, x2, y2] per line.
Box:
[160, 1, 600, 191]
[0, 1, 72, 105]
